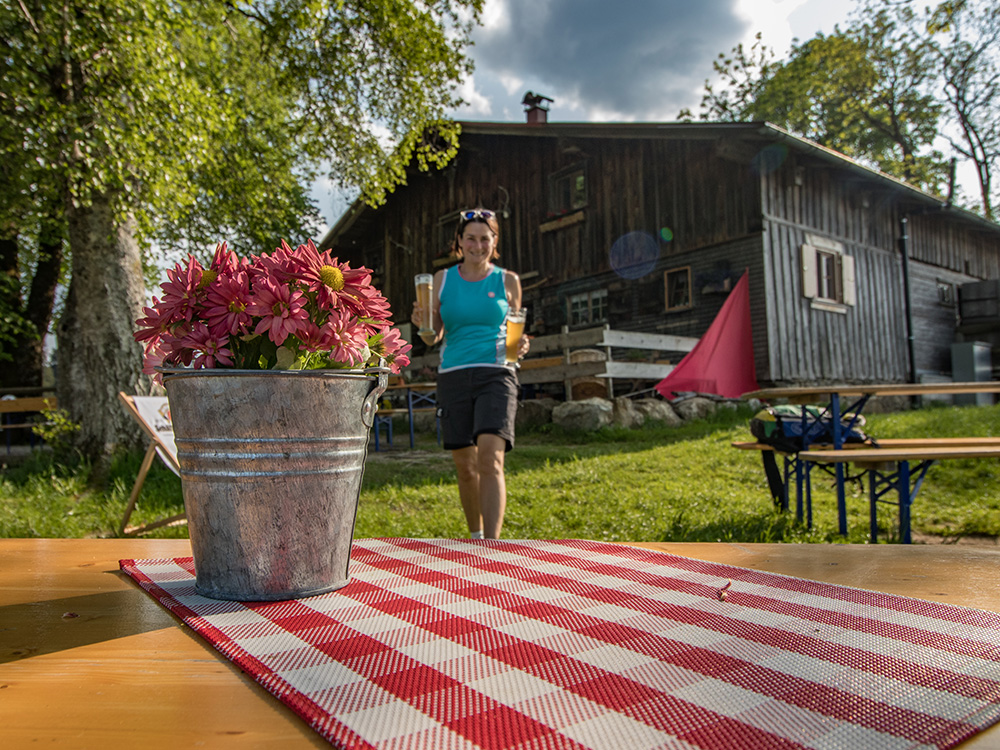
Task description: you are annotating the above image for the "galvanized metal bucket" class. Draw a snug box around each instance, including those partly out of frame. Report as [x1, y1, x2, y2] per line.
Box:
[161, 367, 388, 601]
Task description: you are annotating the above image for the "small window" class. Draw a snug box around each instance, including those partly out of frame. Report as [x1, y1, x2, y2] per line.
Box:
[549, 164, 587, 215]
[801, 234, 856, 311]
[816, 249, 842, 302]
[435, 213, 460, 258]
[664, 266, 692, 311]
[937, 280, 955, 306]
[567, 289, 607, 326]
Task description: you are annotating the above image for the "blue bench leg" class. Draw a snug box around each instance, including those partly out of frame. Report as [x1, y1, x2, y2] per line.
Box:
[898, 461, 913, 545]
[870, 470, 880, 544]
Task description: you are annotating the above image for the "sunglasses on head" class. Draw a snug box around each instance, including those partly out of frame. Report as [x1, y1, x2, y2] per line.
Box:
[460, 209, 495, 221]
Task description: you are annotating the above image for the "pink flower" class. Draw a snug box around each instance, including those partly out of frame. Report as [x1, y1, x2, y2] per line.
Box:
[141, 342, 168, 384]
[180, 323, 234, 368]
[157, 255, 207, 323]
[134, 236, 410, 376]
[246, 278, 309, 345]
[322, 309, 367, 366]
[351, 285, 393, 335]
[249, 239, 298, 284]
[208, 241, 239, 276]
[377, 328, 412, 374]
[134, 296, 171, 345]
[292, 240, 374, 314]
[203, 271, 252, 337]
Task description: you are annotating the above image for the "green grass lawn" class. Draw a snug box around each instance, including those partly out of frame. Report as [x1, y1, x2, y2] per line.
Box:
[2, 402, 998, 543]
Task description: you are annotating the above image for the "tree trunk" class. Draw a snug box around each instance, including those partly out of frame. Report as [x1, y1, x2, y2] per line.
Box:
[56, 194, 152, 466]
[0, 223, 64, 390]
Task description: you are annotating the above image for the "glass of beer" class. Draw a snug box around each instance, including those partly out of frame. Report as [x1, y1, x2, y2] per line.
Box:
[505, 308, 527, 364]
[414, 274, 434, 341]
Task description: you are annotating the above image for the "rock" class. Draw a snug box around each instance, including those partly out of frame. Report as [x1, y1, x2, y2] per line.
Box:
[633, 398, 682, 427]
[412, 410, 438, 433]
[552, 398, 613, 431]
[612, 397, 644, 429]
[516, 398, 558, 430]
[672, 396, 717, 421]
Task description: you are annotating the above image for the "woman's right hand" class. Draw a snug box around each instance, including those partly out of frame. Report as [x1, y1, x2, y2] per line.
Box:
[412, 301, 437, 345]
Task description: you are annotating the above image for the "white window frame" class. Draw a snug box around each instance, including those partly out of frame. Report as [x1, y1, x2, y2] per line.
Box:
[548, 163, 588, 215]
[801, 234, 856, 313]
[937, 279, 956, 307]
[567, 289, 608, 326]
[664, 266, 693, 312]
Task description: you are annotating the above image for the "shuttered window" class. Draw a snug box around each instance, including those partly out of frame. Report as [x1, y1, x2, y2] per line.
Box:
[801, 236, 856, 311]
[664, 266, 692, 311]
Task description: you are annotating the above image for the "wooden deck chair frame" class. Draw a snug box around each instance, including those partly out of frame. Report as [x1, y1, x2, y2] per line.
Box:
[117, 392, 186, 536]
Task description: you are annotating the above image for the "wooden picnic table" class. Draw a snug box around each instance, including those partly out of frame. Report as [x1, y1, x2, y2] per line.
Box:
[742, 381, 1000, 538]
[2, 538, 999, 748]
[376, 381, 439, 449]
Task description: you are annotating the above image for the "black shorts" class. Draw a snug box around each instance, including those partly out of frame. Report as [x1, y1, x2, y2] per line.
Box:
[436, 367, 518, 451]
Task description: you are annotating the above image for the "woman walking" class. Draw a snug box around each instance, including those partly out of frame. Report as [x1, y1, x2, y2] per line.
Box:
[411, 208, 528, 539]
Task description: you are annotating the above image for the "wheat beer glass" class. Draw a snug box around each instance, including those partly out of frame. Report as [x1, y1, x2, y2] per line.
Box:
[505, 308, 526, 364]
[414, 274, 434, 343]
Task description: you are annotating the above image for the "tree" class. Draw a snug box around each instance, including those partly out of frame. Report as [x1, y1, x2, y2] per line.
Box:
[691, 7, 949, 195]
[1, 0, 481, 465]
[927, 0, 1000, 218]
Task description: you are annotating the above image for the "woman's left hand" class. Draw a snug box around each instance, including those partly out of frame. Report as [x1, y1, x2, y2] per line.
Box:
[517, 334, 531, 360]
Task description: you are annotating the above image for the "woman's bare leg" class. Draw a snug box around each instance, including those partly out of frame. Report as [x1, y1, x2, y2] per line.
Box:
[451, 445, 482, 534]
[475, 433, 507, 539]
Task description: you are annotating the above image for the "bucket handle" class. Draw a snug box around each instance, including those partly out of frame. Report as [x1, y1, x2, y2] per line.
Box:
[361, 364, 390, 428]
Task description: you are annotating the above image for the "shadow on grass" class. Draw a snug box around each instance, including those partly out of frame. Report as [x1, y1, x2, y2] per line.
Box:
[655, 507, 822, 544]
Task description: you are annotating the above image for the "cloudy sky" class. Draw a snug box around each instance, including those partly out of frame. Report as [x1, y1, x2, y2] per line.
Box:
[313, 0, 856, 228]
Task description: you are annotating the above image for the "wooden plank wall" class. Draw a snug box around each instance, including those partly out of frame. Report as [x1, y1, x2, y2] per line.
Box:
[341, 133, 765, 347]
[758, 149, 999, 384]
[332, 129, 998, 384]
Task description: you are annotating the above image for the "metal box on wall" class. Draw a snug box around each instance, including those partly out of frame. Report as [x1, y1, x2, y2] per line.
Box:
[951, 341, 994, 406]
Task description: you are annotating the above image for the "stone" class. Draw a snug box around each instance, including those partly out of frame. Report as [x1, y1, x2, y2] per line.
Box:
[552, 398, 613, 431]
[672, 396, 717, 421]
[633, 398, 682, 427]
[412, 410, 438, 433]
[516, 398, 558, 430]
[611, 397, 644, 429]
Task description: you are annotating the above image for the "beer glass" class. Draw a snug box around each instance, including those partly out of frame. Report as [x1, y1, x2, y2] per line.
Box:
[414, 274, 434, 343]
[505, 308, 527, 364]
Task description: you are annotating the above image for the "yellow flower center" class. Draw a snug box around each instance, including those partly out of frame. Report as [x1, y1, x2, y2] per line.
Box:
[197, 269, 218, 289]
[319, 265, 345, 291]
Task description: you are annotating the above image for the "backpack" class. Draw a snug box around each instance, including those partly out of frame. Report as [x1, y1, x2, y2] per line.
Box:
[750, 404, 871, 454]
[749, 405, 873, 507]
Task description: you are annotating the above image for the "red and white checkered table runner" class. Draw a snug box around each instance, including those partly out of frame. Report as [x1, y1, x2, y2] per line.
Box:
[121, 539, 1000, 750]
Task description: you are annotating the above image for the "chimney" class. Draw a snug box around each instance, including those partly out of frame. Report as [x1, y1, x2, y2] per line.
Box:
[521, 91, 553, 125]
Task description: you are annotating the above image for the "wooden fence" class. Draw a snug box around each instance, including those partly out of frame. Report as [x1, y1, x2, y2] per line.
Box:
[405, 325, 698, 399]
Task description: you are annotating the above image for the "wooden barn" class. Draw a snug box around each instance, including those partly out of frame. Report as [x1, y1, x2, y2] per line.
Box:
[320, 114, 1000, 391]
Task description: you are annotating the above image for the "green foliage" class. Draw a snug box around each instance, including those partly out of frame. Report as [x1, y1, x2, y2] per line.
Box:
[30, 408, 82, 463]
[3, 404, 997, 543]
[1, 0, 484, 260]
[0, 274, 36, 363]
[695, 9, 950, 194]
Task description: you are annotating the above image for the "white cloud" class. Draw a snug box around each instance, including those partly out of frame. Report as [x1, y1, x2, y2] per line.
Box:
[456, 74, 494, 116]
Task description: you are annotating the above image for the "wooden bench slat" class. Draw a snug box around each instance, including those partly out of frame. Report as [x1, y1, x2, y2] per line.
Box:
[800, 446, 1000, 463]
[0, 397, 56, 414]
[734, 437, 1000, 452]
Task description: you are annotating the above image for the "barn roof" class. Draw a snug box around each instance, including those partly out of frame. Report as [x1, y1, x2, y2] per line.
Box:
[319, 120, 999, 251]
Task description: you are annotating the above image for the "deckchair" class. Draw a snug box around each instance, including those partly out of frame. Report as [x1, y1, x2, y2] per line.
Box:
[117, 392, 186, 536]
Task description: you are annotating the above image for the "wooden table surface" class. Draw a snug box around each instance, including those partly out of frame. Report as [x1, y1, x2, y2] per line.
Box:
[744, 381, 1000, 402]
[2, 539, 999, 749]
